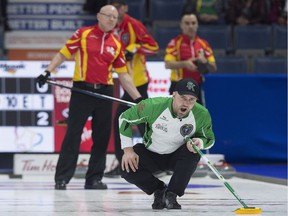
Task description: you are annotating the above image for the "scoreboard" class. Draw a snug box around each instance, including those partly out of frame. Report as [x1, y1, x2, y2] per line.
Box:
[0, 61, 171, 153]
[0, 61, 74, 152]
[0, 77, 54, 152]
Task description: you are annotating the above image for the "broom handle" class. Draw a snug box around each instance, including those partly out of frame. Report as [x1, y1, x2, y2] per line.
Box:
[184, 136, 249, 208]
[46, 79, 136, 107]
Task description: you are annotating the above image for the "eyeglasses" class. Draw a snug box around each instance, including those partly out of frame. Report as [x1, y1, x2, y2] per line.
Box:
[99, 12, 118, 20]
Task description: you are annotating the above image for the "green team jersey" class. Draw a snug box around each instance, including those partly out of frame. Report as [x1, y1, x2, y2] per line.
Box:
[119, 97, 215, 154]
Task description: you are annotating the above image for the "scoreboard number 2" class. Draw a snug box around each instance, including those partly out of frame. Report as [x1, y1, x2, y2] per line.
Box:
[37, 112, 49, 126]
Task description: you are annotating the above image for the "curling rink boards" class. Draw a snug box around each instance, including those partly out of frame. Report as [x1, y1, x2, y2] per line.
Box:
[0, 174, 286, 216]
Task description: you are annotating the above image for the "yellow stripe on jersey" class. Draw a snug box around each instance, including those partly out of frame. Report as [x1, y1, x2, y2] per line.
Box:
[114, 65, 128, 73]
[128, 23, 136, 43]
[141, 36, 159, 51]
[164, 53, 176, 61]
[197, 38, 216, 63]
[74, 50, 82, 81]
[170, 38, 184, 81]
[81, 29, 93, 80]
[60, 46, 72, 59]
[111, 34, 122, 62]
[110, 34, 128, 84]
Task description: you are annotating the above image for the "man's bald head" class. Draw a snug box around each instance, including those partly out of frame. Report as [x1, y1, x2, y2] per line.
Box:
[99, 5, 118, 14]
[97, 5, 118, 32]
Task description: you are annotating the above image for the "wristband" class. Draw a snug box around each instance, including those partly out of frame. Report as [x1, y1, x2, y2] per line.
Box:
[134, 97, 143, 103]
[44, 70, 51, 75]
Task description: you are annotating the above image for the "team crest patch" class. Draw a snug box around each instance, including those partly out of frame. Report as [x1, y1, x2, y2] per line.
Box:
[180, 124, 193, 136]
[122, 33, 130, 45]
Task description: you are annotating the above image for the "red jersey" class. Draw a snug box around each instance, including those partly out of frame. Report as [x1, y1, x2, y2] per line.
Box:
[113, 14, 159, 86]
[164, 34, 216, 84]
[60, 24, 127, 85]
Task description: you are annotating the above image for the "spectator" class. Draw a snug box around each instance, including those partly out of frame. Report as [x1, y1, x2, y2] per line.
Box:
[164, 12, 217, 104]
[226, 0, 271, 25]
[104, 0, 159, 178]
[265, 0, 287, 25]
[182, 0, 227, 25]
[36, 5, 142, 190]
[276, 0, 288, 25]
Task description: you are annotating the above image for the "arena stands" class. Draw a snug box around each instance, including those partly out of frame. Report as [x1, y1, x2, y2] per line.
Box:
[1, 0, 287, 74]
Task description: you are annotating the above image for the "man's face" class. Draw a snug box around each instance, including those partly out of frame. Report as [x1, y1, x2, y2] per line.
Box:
[180, 14, 198, 38]
[172, 92, 197, 118]
[97, 5, 119, 32]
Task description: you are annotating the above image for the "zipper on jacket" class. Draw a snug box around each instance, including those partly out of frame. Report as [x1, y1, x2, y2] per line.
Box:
[101, 33, 107, 54]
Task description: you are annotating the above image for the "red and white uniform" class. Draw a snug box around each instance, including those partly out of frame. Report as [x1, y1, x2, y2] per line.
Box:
[164, 34, 216, 85]
[60, 24, 127, 85]
[113, 14, 159, 87]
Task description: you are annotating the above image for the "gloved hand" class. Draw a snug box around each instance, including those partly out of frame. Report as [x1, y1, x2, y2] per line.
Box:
[125, 50, 134, 61]
[195, 61, 209, 74]
[36, 70, 51, 88]
[125, 43, 141, 61]
[186, 138, 204, 154]
[134, 97, 144, 103]
[195, 49, 209, 74]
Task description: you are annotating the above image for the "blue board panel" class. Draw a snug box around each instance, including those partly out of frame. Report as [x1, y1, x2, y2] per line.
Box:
[204, 74, 287, 163]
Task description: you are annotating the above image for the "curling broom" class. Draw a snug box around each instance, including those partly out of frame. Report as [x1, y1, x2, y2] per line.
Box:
[46, 79, 136, 107]
[184, 136, 262, 214]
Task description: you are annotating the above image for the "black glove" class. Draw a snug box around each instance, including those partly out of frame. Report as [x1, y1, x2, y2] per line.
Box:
[36, 70, 51, 88]
[134, 97, 144, 103]
[195, 61, 209, 74]
[125, 50, 134, 61]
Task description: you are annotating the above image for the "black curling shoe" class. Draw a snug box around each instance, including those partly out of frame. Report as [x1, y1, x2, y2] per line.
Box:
[55, 180, 66, 190]
[84, 180, 107, 190]
[152, 188, 166, 209]
[164, 190, 181, 209]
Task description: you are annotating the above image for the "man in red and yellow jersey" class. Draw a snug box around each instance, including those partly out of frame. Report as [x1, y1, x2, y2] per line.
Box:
[36, 5, 142, 190]
[164, 12, 217, 104]
[104, 0, 159, 178]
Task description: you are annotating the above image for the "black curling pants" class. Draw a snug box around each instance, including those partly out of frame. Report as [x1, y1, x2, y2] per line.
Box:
[121, 144, 200, 197]
[55, 84, 113, 183]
